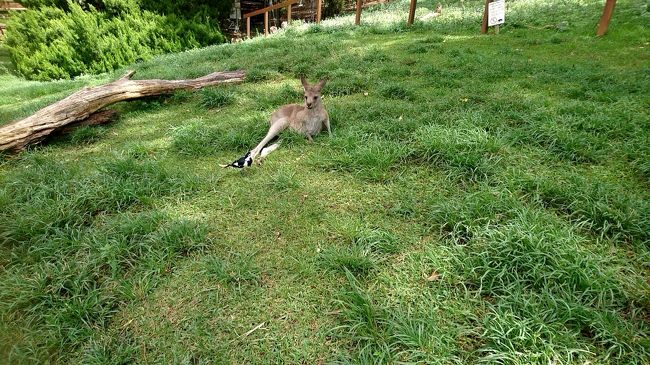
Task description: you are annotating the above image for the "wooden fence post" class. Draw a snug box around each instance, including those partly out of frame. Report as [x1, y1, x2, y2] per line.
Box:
[246, 17, 251, 38]
[264, 11, 269, 35]
[288, 4, 292, 22]
[355, 0, 362, 25]
[316, 0, 322, 23]
[596, 0, 616, 36]
[481, 0, 490, 34]
[407, 0, 417, 26]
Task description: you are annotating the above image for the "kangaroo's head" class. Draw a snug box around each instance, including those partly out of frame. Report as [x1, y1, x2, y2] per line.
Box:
[301, 76, 327, 110]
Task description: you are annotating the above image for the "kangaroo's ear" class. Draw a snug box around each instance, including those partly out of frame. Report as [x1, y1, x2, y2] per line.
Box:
[300, 75, 309, 88]
[316, 77, 328, 90]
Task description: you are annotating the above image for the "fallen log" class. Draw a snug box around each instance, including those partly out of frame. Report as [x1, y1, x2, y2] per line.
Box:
[0, 69, 246, 152]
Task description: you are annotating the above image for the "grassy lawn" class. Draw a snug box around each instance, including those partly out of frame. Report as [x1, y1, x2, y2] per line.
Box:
[1, 0, 649, 363]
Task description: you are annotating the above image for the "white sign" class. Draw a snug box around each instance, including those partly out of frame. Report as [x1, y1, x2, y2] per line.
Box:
[488, 0, 505, 27]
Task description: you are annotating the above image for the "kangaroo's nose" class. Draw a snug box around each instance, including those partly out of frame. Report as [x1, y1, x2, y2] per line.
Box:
[306, 103, 312, 108]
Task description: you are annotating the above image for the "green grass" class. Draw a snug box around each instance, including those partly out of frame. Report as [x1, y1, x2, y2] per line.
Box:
[1, 0, 649, 363]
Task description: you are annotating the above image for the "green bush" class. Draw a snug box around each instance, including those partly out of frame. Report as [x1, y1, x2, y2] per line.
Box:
[7, 1, 225, 80]
[18, 0, 139, 14]
[139, 0, 234, 22]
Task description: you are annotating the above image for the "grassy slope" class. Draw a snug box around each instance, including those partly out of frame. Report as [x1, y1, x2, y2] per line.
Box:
[1, 0, 649, 363]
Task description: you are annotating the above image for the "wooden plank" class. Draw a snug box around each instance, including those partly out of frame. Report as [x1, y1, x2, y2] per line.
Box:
[0, 2, 25, 10]
[596, 0, 616, 36]
[407, 0, 417, 26]
[243, 0, 299, 18]
[355, 0, 362, 25]
[0, 1, 25, 10]
[481, 0, 490, 34]
[288, 4, 291, 22]
[246, 16, 251, 38]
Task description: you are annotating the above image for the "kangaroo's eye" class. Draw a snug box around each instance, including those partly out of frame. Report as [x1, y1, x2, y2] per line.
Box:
[314, 96, 318, 99]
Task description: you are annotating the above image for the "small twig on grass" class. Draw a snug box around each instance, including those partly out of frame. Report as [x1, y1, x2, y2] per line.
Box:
[120, 318, 134, 332]
[242, 322, 266, 338]
[197, 286, 220, 295]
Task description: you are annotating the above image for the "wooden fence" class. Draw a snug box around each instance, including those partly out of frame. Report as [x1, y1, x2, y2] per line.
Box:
[243, 0, 321, 38]
[0, 1, 26, 36]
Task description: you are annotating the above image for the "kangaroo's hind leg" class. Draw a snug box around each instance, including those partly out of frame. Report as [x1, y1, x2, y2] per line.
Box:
[323, 117, 331, 137]
[250, 118, 288, 163]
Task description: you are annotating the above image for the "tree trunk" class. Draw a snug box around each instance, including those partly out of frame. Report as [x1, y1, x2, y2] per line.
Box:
[0, 69, 246, 153]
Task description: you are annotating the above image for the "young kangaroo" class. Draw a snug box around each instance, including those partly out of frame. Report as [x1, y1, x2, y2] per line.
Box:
[250, 76, 330, 162]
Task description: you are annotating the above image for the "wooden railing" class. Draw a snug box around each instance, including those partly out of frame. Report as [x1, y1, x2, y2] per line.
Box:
[0, 1, 26, 11]
[242, 0, 321, 38]
[0, 1, 26, 36]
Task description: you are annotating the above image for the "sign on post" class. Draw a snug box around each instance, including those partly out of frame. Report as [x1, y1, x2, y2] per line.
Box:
[488, 0, 505, 27]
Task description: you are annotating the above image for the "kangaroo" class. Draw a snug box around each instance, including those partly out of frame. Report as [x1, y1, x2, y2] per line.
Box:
[250, 76, 330, 163]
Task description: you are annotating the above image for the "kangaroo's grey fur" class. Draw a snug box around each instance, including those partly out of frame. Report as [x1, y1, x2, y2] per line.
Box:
[250, 76, 330, 162]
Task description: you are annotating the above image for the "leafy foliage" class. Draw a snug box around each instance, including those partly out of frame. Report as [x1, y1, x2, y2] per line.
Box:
[7, 1, 225, 80]
[139, 0, 234, 22]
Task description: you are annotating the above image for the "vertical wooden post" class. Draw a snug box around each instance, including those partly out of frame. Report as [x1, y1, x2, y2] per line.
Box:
[596, 0, 616, 36]
[481, 0, 490, 34]
[264, 11, 269, 35]
[355, 0, 362, 25]
[288, 4, 292, 22]
[246, 17, 251, 38]
[316, 0, 322, 23]
[407, 0, 417, 26]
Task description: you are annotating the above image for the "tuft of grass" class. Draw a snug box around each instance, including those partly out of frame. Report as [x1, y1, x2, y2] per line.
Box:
[67, 125, 108, 145]
[245, 67, 278, 82]
[200, 87, 235, 109]
[202, 254, 261, 289]
[517, 167, 650, 243]
[319, 244, 377, 276]
[378, 83, 415, 100]
[0, 212, 209, 363]
[314, 134, 410, 182]
[412, 123, 502, 180]
[320, 224, 401, 276]
[268, 170, 301, 192]
[171, 116, 265, 156]
[460, 209, 649, 364]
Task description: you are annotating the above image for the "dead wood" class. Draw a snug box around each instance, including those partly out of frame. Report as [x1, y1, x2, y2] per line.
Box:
[0, 69, 245, 152]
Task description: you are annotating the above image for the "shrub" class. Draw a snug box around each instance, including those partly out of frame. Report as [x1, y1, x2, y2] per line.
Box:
[6, 2, 225, 80]
[18, 0, 140, 14]
[139, 0, 234, 22]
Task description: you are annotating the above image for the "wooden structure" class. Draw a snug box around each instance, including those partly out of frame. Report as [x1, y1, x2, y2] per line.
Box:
[242, 0, 323, 38]
[480, 0, 490, 34]
[244, 0, 299, 37]
[0, 70, 245, 152]
[481, 0, 618, 36]
[0, 1, 24, 12]
[355, 0, 362, 25]
[596, 0, 616, 36]
[0, 1, 26, 36]
[407, 0, 417, 26]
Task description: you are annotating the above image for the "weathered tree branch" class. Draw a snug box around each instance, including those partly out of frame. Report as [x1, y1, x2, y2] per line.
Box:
[0, 69, 246, 152]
